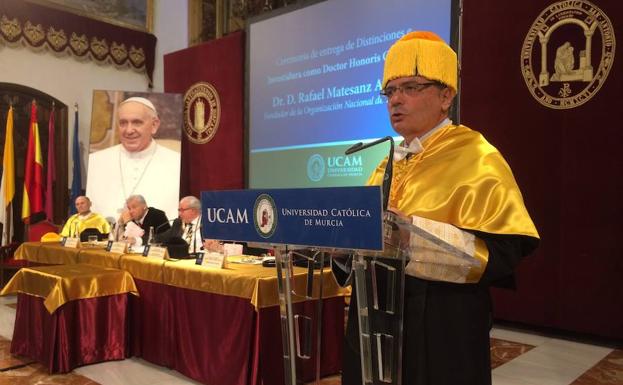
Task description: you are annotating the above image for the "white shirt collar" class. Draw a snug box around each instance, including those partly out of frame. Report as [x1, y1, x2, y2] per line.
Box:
[393, 118, 452, 161]
[185, 215, 200, 227]
[138, 208, 149, 225]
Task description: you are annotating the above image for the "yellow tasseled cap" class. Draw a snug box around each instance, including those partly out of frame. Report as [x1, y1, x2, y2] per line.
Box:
[41, 232, 61, 242]
[383, 31, 457, 91]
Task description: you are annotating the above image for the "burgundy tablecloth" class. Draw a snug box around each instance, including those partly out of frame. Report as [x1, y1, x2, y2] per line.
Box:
[11, 293, 130, 373]
[130, 278, 344, 385]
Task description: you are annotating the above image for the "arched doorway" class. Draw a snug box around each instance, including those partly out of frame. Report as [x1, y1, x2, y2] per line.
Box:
[0, 83, 69, 242]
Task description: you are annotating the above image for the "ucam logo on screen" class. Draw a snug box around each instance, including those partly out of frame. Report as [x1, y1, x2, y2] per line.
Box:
[307, 153, 364, 182]
[327, 154, 363, 178]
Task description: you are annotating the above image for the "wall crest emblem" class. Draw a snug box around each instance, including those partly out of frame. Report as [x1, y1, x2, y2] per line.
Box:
[183, 82, 221, 144]
[521, 0, 615, 109]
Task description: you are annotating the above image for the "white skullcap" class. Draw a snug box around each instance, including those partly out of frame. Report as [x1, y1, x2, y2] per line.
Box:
[120, 96, 158, 116]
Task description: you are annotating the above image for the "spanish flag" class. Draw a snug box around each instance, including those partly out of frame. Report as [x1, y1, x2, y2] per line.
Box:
[21, 101, 44, 223]
[0, 106, 15, 245]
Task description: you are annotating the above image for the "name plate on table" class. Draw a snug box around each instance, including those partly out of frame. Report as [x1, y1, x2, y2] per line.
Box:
[106, 241, 127, 254]
[198, 252, 226, 269]
[63, 237, 80, 248]
[201, 186, 383, 251]
[142, 245, 168, 259]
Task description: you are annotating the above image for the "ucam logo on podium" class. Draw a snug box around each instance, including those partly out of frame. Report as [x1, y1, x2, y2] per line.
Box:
[253, 194, 277, 238]
[200, 187, 383, 250]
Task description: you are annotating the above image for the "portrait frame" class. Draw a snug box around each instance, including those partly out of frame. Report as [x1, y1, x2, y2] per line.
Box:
[24, 0, 154, 32]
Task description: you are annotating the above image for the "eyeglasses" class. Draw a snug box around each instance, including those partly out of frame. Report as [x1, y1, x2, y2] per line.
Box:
[178, 207, 191, 212]
[380, 81, 440, 100]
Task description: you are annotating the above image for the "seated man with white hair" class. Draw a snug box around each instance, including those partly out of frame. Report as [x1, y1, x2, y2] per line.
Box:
[117, 194, 170, 247]
[156, 196, 203, 255]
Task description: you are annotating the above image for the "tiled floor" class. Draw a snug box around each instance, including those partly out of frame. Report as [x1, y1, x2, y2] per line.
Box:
[0, 294, 621, 385]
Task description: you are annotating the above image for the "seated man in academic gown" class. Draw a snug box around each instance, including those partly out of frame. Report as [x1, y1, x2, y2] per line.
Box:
[117, 194, 170, 246]
[60, 196, 110, 238]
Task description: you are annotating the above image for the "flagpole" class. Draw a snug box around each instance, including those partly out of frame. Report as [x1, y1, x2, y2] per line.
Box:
[5, 204, 11, 244]
[6, 102, 10, 239]
[24, 100, 37, 238]
[4, 102, 11, 245]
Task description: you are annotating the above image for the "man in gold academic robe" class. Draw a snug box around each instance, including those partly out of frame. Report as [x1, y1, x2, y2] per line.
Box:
[60, 196, 110, 238]
[338, 31, 540, 385]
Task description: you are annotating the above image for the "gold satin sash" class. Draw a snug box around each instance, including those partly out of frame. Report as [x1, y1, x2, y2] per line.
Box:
[369, 124, 539, 237]
[0, 264, 138, 313]
[369, 124, 539, 282]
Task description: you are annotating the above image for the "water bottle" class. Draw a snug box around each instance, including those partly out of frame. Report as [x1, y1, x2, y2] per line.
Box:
[109, 222, 117, 242]
[147, 226, 155, 245]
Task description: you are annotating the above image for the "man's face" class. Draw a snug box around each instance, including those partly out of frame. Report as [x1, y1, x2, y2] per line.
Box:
[178, 201, 199, 224]
[117, 102, 160, 152]
[126, 199, 148, 221]
[385, 76, 455, 142]
[75, 197, 91, 215]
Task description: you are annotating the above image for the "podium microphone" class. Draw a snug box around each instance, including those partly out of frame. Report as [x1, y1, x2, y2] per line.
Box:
[345, 136, 395, 210]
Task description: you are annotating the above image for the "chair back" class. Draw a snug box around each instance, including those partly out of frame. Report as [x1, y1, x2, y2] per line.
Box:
[27, 220, 59, 242]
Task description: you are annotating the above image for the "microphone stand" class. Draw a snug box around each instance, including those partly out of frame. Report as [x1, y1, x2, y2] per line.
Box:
[192, 223, 197, 256]
[190, 218, 203, 258]
[345, 136, 394, 210]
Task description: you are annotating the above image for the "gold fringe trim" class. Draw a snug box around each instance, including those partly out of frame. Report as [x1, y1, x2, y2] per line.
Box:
[383, 38, 457, 90]
[0, 13, 146, 74]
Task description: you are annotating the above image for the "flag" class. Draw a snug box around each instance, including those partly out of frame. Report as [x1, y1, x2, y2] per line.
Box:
[69, 108, 82, 215]
[0, 106, 16, 245]
[21, 101, 44, 223]
[45, 106, 56, 221]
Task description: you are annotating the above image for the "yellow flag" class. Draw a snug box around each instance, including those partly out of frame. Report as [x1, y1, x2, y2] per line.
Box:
[0, 106, 15, 245]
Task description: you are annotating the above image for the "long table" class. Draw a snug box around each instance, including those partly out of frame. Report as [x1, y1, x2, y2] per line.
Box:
[12, 242, 348, 385]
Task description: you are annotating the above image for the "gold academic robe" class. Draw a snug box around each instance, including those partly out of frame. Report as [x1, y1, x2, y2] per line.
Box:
[60, 213, 111, 237]
[342, 124, 539, 385]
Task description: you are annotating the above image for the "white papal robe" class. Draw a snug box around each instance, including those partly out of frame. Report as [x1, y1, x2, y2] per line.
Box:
[86, 140, 181, 221]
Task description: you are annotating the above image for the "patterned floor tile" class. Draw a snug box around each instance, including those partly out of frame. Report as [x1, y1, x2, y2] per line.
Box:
[490, 337, 536, 369]
[0, 336, 33, 371]
[0, 363, 100, 385]
[571, 349, 623, 385]
[0, 336, 99, 384]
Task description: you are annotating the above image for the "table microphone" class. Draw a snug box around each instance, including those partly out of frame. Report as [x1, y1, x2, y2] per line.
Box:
[72, 220, 79, 238]
[155, 218, 177, 232]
